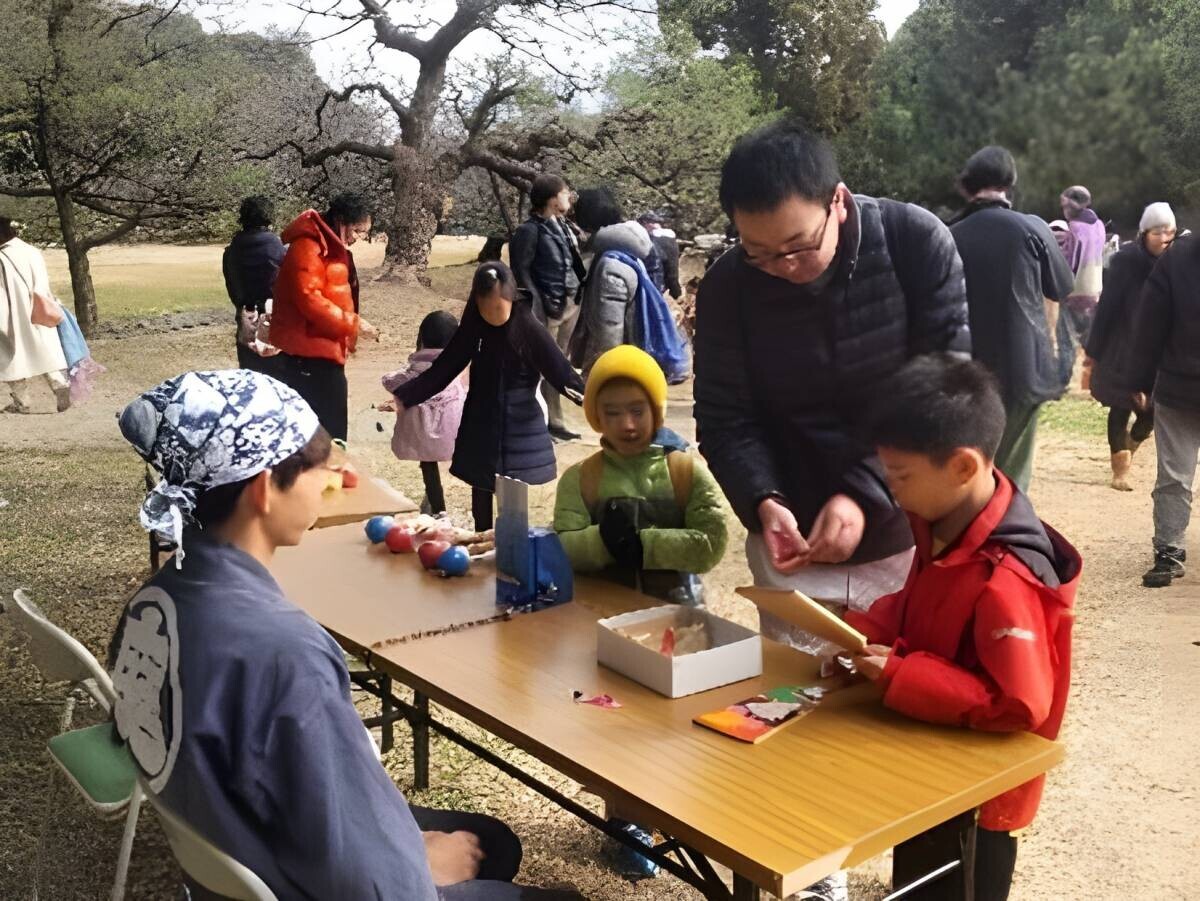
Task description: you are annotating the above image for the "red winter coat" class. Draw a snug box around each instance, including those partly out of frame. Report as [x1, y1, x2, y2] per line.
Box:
[270, 211, 361, 365]
[845, 473, 1080, 831]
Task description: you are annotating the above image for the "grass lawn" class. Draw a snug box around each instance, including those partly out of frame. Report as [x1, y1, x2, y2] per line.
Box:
[41, 236, 487, 319]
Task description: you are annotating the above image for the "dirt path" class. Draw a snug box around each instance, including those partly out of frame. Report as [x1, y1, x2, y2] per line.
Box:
[1, 266, 1197, 899]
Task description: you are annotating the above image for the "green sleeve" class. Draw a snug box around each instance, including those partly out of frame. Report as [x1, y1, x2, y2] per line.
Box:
[553, 464, 614, 572]
[640, 458, 729, 574]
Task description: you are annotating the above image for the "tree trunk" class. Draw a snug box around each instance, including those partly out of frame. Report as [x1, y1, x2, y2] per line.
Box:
[378, 144, 443, 286]
[52, 189, 98, 336]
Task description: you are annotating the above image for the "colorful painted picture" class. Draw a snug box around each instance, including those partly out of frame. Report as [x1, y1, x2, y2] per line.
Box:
[694, 685, 831, 744]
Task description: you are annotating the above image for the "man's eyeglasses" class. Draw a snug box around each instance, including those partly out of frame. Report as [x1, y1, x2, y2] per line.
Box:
[742, 201, 835, 269]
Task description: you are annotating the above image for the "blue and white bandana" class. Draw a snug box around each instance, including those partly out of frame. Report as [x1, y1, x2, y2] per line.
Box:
[119, 370, 320, 567]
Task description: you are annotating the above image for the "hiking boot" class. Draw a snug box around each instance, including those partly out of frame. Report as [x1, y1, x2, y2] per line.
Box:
[1110, 450, 1133, 491]
[549, 424, 581, 442]
[1143, 547, 1185, 588]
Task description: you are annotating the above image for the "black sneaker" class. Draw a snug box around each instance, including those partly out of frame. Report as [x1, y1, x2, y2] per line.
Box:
[1143, 547, 1186, 588]
[549, 425, 581, 442]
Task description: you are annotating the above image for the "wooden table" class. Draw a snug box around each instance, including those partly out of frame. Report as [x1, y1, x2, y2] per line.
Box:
[270, 524, 1064, 899]
[273, 522, 504, 645]
[315, 459, 416, 529]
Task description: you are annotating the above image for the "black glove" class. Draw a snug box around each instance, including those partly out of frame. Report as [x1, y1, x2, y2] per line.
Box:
[598, 501, 643, 570]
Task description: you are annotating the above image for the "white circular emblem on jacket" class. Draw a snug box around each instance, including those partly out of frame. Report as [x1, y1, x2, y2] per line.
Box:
[112, 586, 182, 792]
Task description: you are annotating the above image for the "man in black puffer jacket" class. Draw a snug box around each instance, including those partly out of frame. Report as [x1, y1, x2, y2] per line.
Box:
[223, 195, 286, 373]
[1124, 233, 1200, 588]
[694, 121, 970, 653]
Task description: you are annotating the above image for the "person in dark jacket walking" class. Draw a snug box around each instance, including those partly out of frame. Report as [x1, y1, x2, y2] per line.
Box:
[1124, 231, 1200, 587]
[509, 174, 586, 442]
[393, 263, 584, 531]
[638, 211, 682, 300]
[222, 196, 286, 373]
[948, 146, 1076, 493]
[1084, 202, 1176, 491]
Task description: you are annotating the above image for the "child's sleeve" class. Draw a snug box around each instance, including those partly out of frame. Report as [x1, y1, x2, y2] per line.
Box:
[552, 465, 613, 571]
[394, 326, 471, 409]
[640, 458, 728, 574]
[877, 568, 1055, 733]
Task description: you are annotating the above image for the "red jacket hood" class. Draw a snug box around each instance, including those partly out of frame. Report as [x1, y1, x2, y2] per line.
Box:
[281, 210, 344, 255]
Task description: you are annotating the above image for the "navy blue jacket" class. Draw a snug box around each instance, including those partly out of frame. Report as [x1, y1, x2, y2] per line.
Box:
[222, 228, 286, 313]
[509, 216, 584, 320]
[694, 194, 971, 564]
[109, 534, 437, 900]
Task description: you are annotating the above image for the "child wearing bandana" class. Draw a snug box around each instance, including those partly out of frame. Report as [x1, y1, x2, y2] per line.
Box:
[110, 369, 581, 900]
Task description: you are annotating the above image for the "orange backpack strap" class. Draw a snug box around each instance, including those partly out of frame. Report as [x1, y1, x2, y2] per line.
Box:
[665, 451, 694, 514]
[579, 452, 606, 517]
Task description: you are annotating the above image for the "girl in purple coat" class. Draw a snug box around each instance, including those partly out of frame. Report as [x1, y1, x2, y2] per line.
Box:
[381, 311, 466, 514]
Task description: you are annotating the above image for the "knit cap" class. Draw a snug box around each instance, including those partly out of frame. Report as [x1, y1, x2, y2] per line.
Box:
[1139, 202, 1176, 233]
[584, 345, 667, 432]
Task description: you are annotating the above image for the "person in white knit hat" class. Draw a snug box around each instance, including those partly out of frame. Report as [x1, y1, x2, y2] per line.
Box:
[1085, 202, 1177, 491]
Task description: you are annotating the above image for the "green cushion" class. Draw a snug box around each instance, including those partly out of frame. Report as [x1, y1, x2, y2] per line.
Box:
[48, 722, 138, 811]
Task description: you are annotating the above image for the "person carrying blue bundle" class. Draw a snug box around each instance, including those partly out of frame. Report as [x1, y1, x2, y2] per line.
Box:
[111, 368, 583, 900]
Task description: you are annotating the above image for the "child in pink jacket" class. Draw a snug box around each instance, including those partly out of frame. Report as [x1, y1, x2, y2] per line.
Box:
[381, 311, 466, 514]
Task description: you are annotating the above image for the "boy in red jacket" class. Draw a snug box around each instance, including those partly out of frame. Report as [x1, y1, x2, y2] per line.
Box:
[847, 353, 1080, 901]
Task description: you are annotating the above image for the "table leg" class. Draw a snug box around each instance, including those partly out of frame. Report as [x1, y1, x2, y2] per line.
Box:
[380, 675, 394, 753]
[413, 691, 430, 790]
[732, 874, 759, 901]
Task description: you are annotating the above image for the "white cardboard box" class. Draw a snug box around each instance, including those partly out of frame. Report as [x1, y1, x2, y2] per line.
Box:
[597, 605, 763, 698]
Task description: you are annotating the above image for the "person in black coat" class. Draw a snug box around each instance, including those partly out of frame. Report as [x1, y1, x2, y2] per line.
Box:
[1123, 228, 1200, 587]
[948, 146, 1076, 493]
[693, 119, 970, 627]
[1085, 202, 1176, 491]
[393, 262, 584, 531]
[509, 174, 587, 442]
[638, 211, 682, 299]
[222, 195, 286, 373]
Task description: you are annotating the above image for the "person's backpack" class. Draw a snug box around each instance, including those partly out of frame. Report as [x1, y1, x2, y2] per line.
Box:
[600, 249, 690, 384]
[578, 449, 694, 516]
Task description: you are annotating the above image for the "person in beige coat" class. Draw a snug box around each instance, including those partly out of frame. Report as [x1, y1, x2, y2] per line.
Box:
[0, 213, 70, 413]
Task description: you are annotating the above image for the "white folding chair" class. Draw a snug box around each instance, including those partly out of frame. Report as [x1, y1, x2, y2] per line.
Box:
[140, 781, 278, 901]
[5, 589, 143, 901]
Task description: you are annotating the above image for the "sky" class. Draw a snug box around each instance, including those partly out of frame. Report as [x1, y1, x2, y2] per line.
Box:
[215, 0, 923, 94]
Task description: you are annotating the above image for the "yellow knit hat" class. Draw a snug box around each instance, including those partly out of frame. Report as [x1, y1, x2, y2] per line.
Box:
[584, 345, 667, 432]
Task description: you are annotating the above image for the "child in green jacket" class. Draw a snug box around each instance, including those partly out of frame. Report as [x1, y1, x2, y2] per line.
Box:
[554, 344, 727, 605]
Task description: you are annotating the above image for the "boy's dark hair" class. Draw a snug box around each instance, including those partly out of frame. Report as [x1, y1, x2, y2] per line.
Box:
[0, 217, 15, 242]
[958, 146, 1017, 196]
[573, 187, 623, 233]
[323, 192, 372, 229]
[238, 195, 275, 230]
[719, 120, 841, 217]
[864, 354, 1006, 463]
[530, 174, 568, 212]
[470, 260, 516, 304]
[417, 310, 459, 350]
[192, 427, 333, 528]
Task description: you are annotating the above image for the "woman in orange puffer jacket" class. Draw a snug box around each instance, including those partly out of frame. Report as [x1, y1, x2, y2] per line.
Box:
[271, 193, 378, 440]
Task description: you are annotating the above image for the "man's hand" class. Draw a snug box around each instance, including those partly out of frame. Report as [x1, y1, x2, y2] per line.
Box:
[1132, 391, 1150, 413]
[757, 497, 810, 574]
[423, 830, 483, 886]
[359, 318, 380, 342]
[852, 643, 893, 682]
[807, 494, 865, 564]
